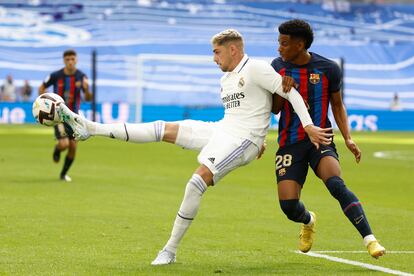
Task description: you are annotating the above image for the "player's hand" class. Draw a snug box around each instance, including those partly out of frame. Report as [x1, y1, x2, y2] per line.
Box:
[304, 125, 333, 150]
[256, 141, 266, 159]
[282, 76, 298, 93]
[345, 138, 361, 163]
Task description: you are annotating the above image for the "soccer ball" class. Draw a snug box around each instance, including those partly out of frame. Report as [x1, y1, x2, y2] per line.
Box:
[32, 93, 64, 126]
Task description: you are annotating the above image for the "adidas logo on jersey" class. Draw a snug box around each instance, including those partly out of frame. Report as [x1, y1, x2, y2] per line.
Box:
[208, 157, 215, 164]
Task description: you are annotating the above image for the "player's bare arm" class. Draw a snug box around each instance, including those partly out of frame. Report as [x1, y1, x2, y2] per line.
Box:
[330, 91, 361, 163]
[271, 94, 284, 114]
[38, 83, 46, 95]
[281, 75, 298, 92]
[256, 141, 266, 159]
[82, 77, 93, 101]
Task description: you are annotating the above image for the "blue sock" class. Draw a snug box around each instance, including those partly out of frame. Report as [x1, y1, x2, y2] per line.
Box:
[325, 176, 372, 237]
[279, 199, 311, 224]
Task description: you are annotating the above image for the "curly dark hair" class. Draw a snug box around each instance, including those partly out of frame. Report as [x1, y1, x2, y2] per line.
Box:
[278, 19, 314, 49]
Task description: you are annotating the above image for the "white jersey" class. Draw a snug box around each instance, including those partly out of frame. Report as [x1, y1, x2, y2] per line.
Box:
[217, 54, 312, 147]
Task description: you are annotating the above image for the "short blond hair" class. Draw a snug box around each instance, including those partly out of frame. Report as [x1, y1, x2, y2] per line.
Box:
[211, 29, 244, 48]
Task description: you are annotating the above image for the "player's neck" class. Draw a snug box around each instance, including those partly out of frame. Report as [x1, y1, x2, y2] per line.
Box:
[64, 67, 76, 75]
[291, 51, 311, 66]
[229, 53, 245, 72]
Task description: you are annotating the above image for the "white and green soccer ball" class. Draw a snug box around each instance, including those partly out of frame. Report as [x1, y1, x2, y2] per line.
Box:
[32, 93, 64, 126]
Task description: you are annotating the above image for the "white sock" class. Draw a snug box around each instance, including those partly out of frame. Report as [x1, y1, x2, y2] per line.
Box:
[305, 212, 315, 226]
[363, 234, 376, 247]
[88, 120, 165, 143]
[164, 174, 207, 254]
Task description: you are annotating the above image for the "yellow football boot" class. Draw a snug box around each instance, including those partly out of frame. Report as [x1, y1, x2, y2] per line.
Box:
[299, 211, 316, 253]
[367, 240, 386, 259]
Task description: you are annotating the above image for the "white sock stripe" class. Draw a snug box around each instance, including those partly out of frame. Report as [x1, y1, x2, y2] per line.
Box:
[153, 121, 160, 141]
[156, 121, 165, 141]
[157, 121, 163, 141]
[216, 140, 252, 171]
[191, 180, 204, 194]
[191, 176, 207, 194]
[123, 123, 129, 141]
[153, 122, 159, 141]
[195, 177, 207, 193]
[155, 121, 161, 141]
[177, 212, 194, 220]
[192, 174, 207, 187]
[215, 139, 250, 169]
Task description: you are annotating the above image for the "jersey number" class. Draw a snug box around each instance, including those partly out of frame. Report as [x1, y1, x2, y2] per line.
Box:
[275, 154, 292, 170]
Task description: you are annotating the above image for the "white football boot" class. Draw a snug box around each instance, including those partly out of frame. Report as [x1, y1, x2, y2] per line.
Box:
[57, 104, 91, 141]
[60, 174, 72, 182]
[151, 249, 176, 265]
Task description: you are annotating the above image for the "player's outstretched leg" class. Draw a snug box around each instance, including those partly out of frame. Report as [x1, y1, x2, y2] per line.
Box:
[325, 176, 386, 258]
[58, 104, 91, 140]
[57, 103, 168, 143]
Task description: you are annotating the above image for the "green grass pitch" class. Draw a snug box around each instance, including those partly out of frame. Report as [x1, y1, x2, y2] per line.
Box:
[0, 124, 413, 275]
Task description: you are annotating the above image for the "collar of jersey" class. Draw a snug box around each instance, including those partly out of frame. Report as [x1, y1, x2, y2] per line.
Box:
[232, 54, 249, 73]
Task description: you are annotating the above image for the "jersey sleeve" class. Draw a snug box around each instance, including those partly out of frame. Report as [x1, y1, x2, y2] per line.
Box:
[284, 88, 313, 127]
[43, 72, 56, 88]
[251, 60, 313, 128]
[270, 58, 282, 72]
[250, 60, 283, 95]
[329, 62, 342, 93]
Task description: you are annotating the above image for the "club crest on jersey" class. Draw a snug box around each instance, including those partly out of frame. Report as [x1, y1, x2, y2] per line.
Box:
[238, 77, 245, 88]
[309, 73, 320, 84]
[75, 81, 82, 88]
[278, 168, 286, 176]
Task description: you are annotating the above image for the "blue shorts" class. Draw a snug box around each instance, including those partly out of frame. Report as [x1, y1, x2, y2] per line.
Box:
[275, 139, 339, 185]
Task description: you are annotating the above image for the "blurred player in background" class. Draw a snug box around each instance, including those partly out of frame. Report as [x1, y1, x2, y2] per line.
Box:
[38, 49, 92, 182]
[271, 19, 385, 258]
[58, 29, 333, 265]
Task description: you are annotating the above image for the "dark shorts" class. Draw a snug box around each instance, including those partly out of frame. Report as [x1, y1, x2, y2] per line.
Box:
[54, 122, 74, 140]
[275, 139, 339, 185]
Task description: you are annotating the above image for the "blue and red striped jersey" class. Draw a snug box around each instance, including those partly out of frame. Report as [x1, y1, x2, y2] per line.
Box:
[271, 52, 341, 147]
[43, 68, 87, 114]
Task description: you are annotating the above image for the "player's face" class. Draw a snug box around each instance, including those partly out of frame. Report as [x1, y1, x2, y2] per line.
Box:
[278, 34, 303, 63]
[64, 55, 77, 71]
[213, 43, 232, 72]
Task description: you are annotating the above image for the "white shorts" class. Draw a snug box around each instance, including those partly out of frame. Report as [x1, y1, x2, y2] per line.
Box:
[175, 120, 216, 151]
[176, 120, 259, 184]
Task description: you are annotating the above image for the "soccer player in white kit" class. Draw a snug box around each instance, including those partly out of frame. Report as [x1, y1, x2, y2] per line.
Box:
[58, 29, 333, 265]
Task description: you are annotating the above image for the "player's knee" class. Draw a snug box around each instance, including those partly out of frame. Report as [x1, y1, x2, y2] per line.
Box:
[325, 176, 346, 198]
[279, 199, 305, 222]
[195, 165, 214, 186]
[163, 122, 177, 143]
[58, 140, 69, 149]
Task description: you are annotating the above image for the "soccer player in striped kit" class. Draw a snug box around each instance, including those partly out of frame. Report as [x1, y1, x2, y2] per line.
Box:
[58, 29, 333, 265]
[271, 19, 385, 258]
[39, 49, 92, 182]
